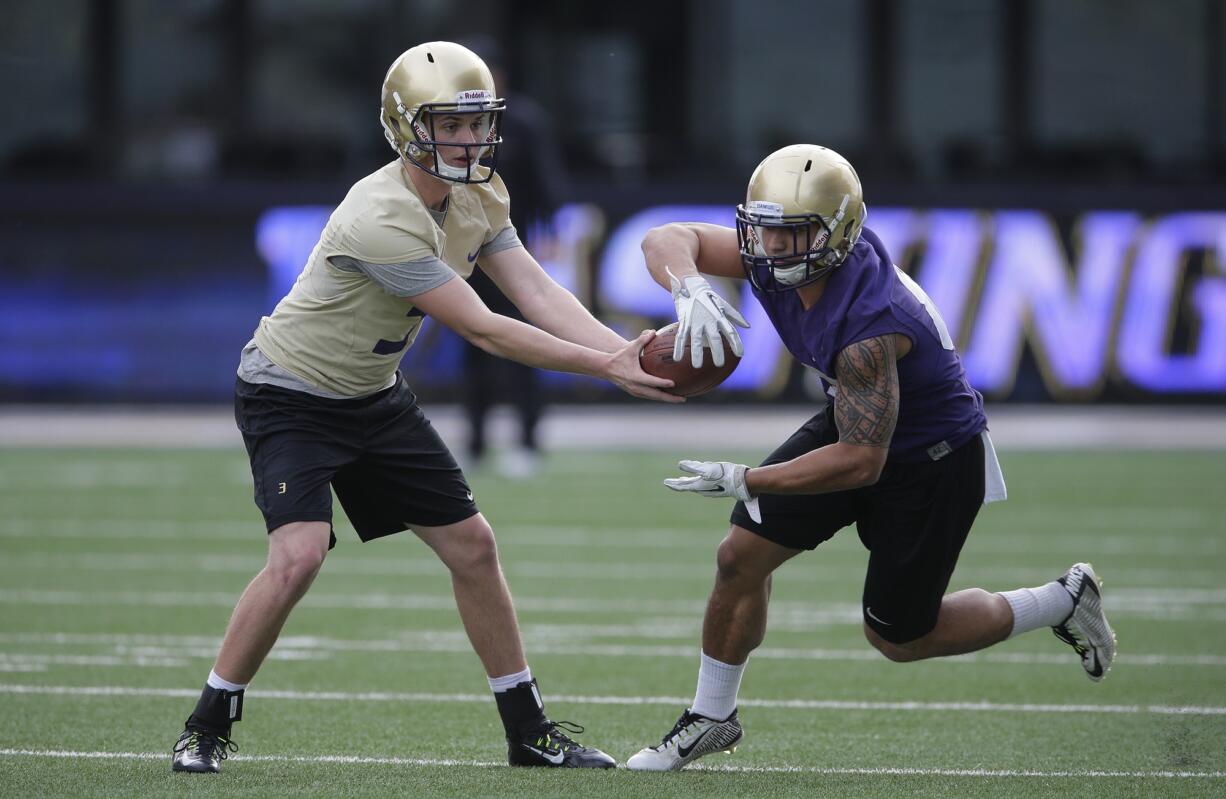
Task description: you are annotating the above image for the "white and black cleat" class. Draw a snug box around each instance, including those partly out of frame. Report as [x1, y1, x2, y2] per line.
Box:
[507, 720, 616, 768]
[625, 708, 743, 771]
[1053, 562, 1117, 681]
[171, 727, 237, 773]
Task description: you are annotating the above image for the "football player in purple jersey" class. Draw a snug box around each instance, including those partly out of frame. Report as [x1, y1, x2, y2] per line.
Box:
[625, 144, 1116, 771]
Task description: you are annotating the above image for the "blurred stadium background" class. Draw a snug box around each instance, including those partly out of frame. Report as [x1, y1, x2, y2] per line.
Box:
[1, 1, 1224, 796]
[3, 0, 1225, 407]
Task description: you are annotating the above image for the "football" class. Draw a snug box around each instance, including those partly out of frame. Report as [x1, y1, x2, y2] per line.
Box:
[639, 322, 741, 397]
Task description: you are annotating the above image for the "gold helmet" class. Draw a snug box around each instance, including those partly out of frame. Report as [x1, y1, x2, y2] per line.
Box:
[735, 144, 867, 292]
[380, 41, 505, 184]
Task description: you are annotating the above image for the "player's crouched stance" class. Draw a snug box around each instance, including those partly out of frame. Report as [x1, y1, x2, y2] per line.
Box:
[624, 146, 1116, 771]
[170, 41, 689, 774]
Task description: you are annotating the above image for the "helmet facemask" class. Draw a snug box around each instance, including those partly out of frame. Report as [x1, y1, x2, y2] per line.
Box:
[736, 198, 860, 292]
[384, 90, 505, 184]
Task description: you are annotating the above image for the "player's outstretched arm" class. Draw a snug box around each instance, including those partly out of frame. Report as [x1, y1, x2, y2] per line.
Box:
[641, 222, 745, 286]
[661, 336, 900, 512]
[742, 335, 900, 495]
[481, 245, 627, 353]
[642, 223, 749, 368]
[411, 275, 682, 403]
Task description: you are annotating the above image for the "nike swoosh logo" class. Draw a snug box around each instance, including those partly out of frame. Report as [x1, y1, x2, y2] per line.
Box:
[523, 745, 564, 765]
[865, 606, 892, 626]
[677, 727, 712, 758]
[467, 249, 480, 262]
[465, 491, 474, 501]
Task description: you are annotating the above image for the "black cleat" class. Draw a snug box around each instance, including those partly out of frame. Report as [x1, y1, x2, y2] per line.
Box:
[171, 727, 237, 773]
[508, 719, 616, 768]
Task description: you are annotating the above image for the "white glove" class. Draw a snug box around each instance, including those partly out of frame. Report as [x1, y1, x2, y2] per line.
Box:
[668, 268, 749, 368]
[663, 460, 762, 523]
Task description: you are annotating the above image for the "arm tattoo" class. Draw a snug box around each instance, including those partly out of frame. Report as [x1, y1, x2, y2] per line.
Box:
[834, 335, 900, 448]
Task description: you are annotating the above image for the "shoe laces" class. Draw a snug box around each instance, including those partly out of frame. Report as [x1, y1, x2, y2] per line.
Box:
[657, 710, 703, 749]
[529, 719, 585, 752]
[176, 728, 238, 761]
[1053, 623, 1088, 657]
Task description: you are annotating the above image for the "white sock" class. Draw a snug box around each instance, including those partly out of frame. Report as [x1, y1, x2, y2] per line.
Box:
[488, 666, 532, 694]
[691, 651, 746, 721]
[207, 670, 247, 692]
[999, 581, 1074, 638]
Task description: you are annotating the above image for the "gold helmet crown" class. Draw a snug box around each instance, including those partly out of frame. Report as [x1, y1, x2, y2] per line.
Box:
[380, 41, 505, 184]
[736, 144, 867, 291]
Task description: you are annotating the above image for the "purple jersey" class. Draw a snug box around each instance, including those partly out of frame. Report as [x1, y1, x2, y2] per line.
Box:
[751, 227, 987, 463]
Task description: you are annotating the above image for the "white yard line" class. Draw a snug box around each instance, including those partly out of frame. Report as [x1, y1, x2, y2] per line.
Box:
[0, 748, 1222, 779]
[0, 747, 1222, 779]
[1, 684, 1223, 717]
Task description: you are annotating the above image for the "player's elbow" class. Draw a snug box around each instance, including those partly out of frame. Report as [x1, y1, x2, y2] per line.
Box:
[642, 223, 675, 249]
[458, 311, 506, 358]
[847, 447, 887, 487]
[642, 223, 692, 255]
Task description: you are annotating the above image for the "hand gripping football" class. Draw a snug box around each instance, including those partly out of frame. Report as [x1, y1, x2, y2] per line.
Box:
[639, 322, 741, 397]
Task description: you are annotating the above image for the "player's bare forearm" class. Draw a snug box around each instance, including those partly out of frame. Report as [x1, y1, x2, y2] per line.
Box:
[482, 246, 625, 352]
[414, 274, 607, 375]
[746, 336, 900, 495]
[471, 311, 679, 402]
[745, 441, 886, 495]
[470, 312, 607, 375]
[643, 222, 746, 284]
[642, 224, 702, 289]
[518, 280, 627, 353]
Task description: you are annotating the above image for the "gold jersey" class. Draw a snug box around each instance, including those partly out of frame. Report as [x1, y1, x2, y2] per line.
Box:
[253, 161, 512, 396]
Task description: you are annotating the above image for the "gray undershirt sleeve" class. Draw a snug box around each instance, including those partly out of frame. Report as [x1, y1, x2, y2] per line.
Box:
[479, 225, 523, 258]
[330, 254, 457, 297]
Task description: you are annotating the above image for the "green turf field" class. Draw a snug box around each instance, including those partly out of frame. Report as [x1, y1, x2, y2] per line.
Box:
[0, 446, 1223, 797]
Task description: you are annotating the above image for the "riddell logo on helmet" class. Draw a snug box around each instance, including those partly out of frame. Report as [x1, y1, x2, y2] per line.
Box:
[455, 90, 491, 103]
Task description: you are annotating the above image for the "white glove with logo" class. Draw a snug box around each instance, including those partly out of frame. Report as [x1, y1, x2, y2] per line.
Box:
[668, 268, 749, 368]
[663, 460, 762, 523]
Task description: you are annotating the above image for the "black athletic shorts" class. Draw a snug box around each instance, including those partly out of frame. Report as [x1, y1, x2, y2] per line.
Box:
[730, 406, 985, 644]
[234, 375, 478, 548]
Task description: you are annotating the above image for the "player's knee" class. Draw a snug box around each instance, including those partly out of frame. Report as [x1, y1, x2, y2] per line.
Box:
[441, 518, 499, 576]
[711, 536, 774, 593]
[863, 622, 926, 663]
[267, 523, 329, 589]
[714, 534, 762, 586]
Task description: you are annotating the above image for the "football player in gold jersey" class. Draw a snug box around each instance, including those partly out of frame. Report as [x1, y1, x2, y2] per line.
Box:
[171, 42, 676, 774]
